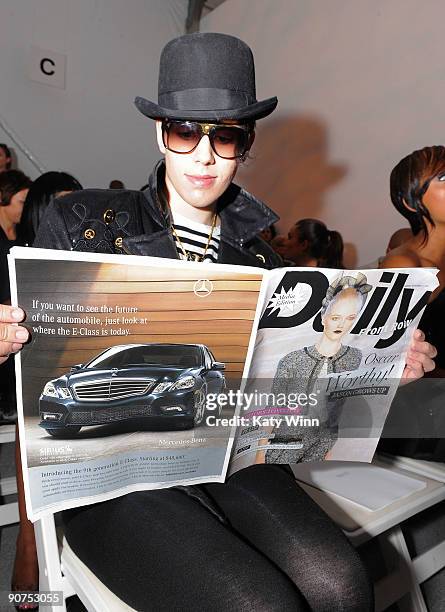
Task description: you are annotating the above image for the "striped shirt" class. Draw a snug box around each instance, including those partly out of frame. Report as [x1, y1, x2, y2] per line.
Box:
[171, 212, 220, 263]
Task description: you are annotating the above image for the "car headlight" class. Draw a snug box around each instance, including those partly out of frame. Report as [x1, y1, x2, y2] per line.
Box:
[58, 387, 72, 399]
[170, 376, 195, 391]
[42, 382, 72, 399]
[153, 381, 173, 393]
[42, 382, 58, 398]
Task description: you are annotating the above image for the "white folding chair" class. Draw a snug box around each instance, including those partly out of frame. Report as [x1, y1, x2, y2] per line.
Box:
[0, 424, 19, 526]
[34, 514, 137, 611]
[293, 456, 445, 612]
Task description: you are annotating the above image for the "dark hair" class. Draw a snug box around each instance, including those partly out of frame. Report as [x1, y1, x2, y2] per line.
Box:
[109, 179, 125, 189]
[18, 171, 82, 245]
[0, 170, 32, 205]
[0, 144, 12, 170]
[390, 145, 445, 240]
[296, 218, 344, 268]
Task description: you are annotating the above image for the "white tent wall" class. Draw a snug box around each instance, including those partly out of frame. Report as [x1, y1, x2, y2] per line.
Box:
[202, 0, 445, 266]
[0, 0, 187, 188]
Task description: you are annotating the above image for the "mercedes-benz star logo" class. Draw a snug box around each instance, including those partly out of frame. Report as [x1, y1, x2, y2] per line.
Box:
[193, 279, 213, 298]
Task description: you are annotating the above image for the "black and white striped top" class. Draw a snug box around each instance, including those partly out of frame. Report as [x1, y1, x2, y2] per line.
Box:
[171, 212, 221, 263]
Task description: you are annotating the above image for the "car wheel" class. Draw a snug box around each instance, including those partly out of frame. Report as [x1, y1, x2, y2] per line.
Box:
[193, 386, 207, 426]
[46, 426, 81, 438]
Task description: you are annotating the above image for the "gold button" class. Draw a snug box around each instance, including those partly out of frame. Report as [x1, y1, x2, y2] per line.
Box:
[84, 229, 95, 240]
[115, 237, 123, 248]
[103, 209, 116, 224]
[256, 254, 266, 263]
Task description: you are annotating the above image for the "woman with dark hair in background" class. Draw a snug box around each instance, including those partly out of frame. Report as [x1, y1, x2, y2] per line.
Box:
[0, 143, 13, 173]
[12, 171, 82, 607]
[259, 222, 277, 243]
[379, 145, 445, 463]
[18, 171, 82, 245]
[0, 171, 32, 421]
[0, 170, 32, 303]
[272, 218, 344, 267]
[382, 145, 445, 286]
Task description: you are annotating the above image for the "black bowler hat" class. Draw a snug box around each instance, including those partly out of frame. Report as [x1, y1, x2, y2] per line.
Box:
[134, 33, 277, 122]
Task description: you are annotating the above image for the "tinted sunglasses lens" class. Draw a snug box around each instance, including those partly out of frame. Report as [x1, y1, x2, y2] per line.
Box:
[211, 126, 249, 159]
[165, 122, 201, 153]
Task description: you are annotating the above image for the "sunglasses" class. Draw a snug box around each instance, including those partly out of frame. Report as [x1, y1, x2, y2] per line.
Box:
[161, 120, 253, 160]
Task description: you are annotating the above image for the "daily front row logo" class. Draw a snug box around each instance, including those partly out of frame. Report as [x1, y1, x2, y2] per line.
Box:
[259, 270, 431, 349]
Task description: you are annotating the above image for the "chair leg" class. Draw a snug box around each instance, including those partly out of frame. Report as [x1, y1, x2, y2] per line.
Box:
[374, 526, 428, 612]
[34, 516, 68, 611]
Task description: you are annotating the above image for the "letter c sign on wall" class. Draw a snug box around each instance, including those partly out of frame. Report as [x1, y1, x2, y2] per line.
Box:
[29, 46, 67, 89]
[40, 58, 56, 76]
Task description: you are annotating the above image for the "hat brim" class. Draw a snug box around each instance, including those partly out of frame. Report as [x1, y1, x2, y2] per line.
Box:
[134, 96, 278, 122]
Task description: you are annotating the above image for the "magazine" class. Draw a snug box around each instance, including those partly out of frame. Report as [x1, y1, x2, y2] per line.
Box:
[8, 247, 438, 520]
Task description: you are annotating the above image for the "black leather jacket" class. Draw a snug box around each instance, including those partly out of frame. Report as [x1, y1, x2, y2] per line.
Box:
[34, 160, 282, 269]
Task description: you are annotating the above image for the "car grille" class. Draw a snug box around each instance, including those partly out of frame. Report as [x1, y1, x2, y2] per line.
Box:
[68, 405, 153, 425]
[72, 378, 155, 402]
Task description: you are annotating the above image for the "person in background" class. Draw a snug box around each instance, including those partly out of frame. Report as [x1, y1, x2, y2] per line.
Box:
[364, 226, 415, 269]
[259, 222, 277, 243]
[18, 171, 82, 246]
[379, 145, 445, 464]
[0, 170, 32, 424]
[11, 170, 82, 607]
[381, 146, 445, 297]
[0, 170, 32, 303]
[381, 145, 445, 369]
[272, 218, 344, 267]
[0, 143, 13, 173]
[386, 227, 414, 254]
[109, 179, 125, 189]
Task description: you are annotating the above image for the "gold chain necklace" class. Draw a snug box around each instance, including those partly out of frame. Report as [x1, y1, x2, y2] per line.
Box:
[171, 213, 218, 262]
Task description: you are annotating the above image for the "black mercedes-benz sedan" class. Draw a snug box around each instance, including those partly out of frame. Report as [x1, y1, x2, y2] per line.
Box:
[39, 343, 225, 437]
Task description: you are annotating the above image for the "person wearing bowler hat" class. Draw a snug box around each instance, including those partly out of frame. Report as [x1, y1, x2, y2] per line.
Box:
[5, 32, 435, 611]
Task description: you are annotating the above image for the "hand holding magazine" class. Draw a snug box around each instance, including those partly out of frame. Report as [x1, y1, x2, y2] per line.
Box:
[9, 247, 438, 520]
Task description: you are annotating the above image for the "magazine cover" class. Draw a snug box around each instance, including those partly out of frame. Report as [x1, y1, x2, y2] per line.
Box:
[10, 247, 265, 520]
[230, 266, 439, 471]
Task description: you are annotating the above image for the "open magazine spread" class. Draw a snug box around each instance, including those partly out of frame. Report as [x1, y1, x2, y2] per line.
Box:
[9, 247, 438, 520]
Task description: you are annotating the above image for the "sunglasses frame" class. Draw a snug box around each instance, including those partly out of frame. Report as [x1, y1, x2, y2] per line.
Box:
[161, 120, 253, 160]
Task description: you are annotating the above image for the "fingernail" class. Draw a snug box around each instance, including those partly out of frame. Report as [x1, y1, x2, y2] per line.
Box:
[15, 329, 28, 340]
[12, 308, 23, 320]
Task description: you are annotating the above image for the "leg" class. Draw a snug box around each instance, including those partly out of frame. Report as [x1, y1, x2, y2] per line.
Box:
[63, 488, 309, 611]
[205, 465, 374, 612]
